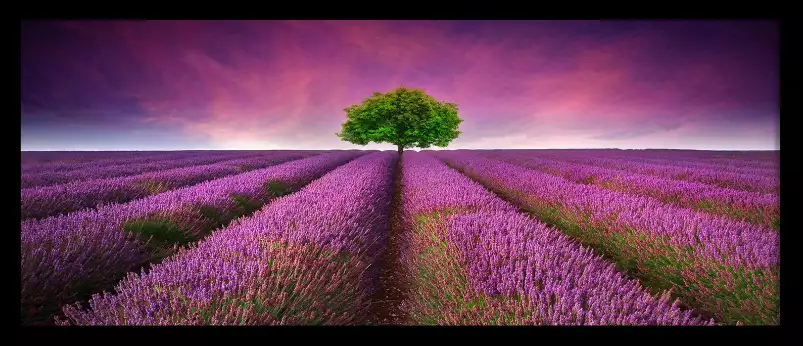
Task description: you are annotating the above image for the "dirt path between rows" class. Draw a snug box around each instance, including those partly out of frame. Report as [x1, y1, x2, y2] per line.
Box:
[365, 156, 409, 325]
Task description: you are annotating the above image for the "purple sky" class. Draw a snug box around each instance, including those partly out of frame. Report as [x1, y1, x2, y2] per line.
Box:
[21, 20, 779, 151]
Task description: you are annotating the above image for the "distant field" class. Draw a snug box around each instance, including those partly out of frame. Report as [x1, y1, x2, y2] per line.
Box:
[20, 149, 779, 326]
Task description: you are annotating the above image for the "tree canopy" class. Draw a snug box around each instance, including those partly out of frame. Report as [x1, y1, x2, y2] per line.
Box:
[336, 86, 463, 154]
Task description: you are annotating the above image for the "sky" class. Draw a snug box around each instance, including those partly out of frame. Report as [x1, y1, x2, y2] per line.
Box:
[21, 20, 779, 151]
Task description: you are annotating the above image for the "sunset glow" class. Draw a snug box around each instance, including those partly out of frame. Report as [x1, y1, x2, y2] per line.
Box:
[21, 20, 779, 151]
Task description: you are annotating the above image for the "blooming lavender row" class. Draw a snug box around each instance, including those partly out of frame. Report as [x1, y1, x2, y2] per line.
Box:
[524, 152, 780, 194]
[526, 149, 779, 177]
[57, 152, 396, 325]
[592, 149, 779, 171]
[626, 150, 777, 169]
[21, 151, 170, 167]
[629, 156, 777, 177]
[437, 151, 779, 268]
[399, 152, 518, 218]
[627, 150, 777, 164]
[21, 152, 311, 220]
[20, 151, 275, 188]
[398, 153, 707, 325]
[480, 149, 779, 171]
[637, 153, 778, 171]
[560, 149, 777, 162]
[702, 156, 779, 169]
[481, 152, 779, 230]
[21, 151, 364, 326]
[548, 150, 779, 178]
[21, 151, 209, 175]
[435, 151, 779, 325]
[450, 214, 714, 325]
[20, 150, 306, 175]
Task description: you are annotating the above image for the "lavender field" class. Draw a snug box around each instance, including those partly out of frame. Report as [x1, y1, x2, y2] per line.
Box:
[20, 149, 780, 326]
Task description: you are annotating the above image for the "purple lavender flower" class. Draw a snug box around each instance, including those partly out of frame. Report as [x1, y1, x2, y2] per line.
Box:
[481, 152, 778, 229]
[21, 151, 364, 326]
[397, 152, 711, 325]
[20, 151, 319, 188]
[57, 152, 395, 325]
[433, 150, 779, 324]
[21, 152, 312, 220]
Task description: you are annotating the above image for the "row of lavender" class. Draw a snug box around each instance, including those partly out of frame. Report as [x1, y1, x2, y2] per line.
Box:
[513, 151, 780, 193]
[21, 151, 280, 188]
[582, 151, 776, 176]
[21, 151, 365, 325]
[478, 152, 779, 231]
[433, 151, 779, 325]
[21, 152, 318, 220]
[548, 149, 779, 164]
[624, 156, 776, 177]
[20, 150, 329, 175]
[397, 152, 710, 325]
[21, 151, 214, 174]
[620, 150, 778, 168]
[492, 149, 779, 172]
[580, 150, 777, 179]
[56, 152, 396, 325]
[21, 151, 174, 168]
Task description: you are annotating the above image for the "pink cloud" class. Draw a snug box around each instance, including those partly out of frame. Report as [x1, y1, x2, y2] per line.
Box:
[22, 20, 778, 150]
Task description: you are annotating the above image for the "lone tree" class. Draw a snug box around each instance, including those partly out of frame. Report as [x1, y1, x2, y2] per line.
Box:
[336, 86, 463, 155]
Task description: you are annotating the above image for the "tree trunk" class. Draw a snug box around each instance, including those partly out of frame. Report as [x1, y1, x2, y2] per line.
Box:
[397, 145, 403, 156]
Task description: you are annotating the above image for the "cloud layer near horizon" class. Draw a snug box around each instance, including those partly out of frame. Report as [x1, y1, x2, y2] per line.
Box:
[21, 20, 779, 151]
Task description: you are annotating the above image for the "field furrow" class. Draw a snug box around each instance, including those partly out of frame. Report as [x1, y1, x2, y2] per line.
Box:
[56, 152, 396, 325]
[20, 151, 364, 325]
[434, 151, 779, 325]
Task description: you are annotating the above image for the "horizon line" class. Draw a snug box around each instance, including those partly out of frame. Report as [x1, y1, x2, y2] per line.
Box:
[20, 148, 780, 152]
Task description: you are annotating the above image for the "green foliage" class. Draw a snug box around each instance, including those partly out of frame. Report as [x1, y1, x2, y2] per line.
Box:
[136, 180, 171, 194]
[264, 180, 293, 198]
[197, 205, 230, 228]
[229, 194, 263, 218]
[122, 218, 192, 249]
[336, 86, 463, 152]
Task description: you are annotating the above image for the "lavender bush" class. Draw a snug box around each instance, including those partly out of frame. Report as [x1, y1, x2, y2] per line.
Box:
[397, 152, 710, 325]
[21, 152, 310, 220]
[21, 151, 278, 188]
[481, 152, 779, 230]
[22, 151, 198, 175]
[57, 152, 396, 325]
[546, 153, 778, 193]
[435, 151, 779, 325]
[21, 151, 363, 325]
